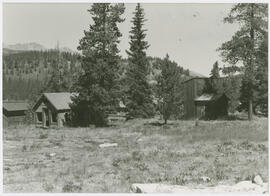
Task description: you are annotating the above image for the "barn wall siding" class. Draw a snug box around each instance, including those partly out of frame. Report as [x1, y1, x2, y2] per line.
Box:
[184, 78, 206, 119]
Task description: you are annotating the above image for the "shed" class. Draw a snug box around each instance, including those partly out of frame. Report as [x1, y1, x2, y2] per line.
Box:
[3, 101, 28, 127]
[32, 92, 75, 128]
[194, 93, 229, 119]
[183, 77, 229, 119]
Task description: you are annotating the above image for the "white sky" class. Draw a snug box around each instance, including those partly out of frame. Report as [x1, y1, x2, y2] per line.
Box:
[3, 3, 240, 76]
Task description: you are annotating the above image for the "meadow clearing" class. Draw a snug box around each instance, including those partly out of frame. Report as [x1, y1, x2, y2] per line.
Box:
[3, 117, 268, 192]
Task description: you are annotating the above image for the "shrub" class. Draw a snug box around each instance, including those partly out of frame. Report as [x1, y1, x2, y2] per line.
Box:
[62, 181, 82, 193]
[43, 182, 54, 192]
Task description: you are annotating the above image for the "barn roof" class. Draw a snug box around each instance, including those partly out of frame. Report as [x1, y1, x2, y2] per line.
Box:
[3, 101, 28, 111]
[43, 92, 75, 111]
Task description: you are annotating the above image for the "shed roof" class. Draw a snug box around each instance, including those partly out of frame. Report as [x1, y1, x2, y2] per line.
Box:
[194, 93, 215, 102]
[43, 92, 75, 111]
[3, 101, 28, 111]
[194, 93, 229, 103]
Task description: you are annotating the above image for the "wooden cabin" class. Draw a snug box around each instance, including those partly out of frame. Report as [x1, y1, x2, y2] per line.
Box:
[3, 101, 28, 127]
[183, 77, 229, 119]
[32, 92, 75, 128]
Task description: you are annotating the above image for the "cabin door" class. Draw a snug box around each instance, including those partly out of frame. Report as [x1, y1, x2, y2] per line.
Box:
[42, 108, 50, 127]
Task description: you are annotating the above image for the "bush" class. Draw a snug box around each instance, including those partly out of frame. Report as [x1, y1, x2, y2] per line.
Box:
[62, 181, 82, 193]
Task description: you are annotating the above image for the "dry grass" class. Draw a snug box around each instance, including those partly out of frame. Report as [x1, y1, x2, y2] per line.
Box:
[3, 117, 268, 192]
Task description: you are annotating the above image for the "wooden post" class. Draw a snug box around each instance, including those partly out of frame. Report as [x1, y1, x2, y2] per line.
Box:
[42, 109, 46, 128]
[34, 112, 36, 127]
[248, 99, 253, 121]
[195, 118, 199, 126]
[48, 110, 52, 127]
[57, 113, 62, 128]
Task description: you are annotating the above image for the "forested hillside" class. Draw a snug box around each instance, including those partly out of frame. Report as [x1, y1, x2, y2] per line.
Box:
[3, 49, 81, 100]
[3, 48, 192, 102]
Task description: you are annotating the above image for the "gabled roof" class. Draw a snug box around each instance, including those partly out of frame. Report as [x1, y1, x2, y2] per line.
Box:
[32, 92, 77, 112]
[43, 92, 75, 111]
[3, 101, 28, 111]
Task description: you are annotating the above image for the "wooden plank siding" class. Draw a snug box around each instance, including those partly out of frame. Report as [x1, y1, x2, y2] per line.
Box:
[183, 78, 207, 119]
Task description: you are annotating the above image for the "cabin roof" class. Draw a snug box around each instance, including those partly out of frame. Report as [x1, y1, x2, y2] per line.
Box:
[3, 101, 28, 111]
[43, 92, 76, 111]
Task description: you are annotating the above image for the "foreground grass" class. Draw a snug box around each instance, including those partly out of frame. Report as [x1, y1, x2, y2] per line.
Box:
[3, 117, 268, 192]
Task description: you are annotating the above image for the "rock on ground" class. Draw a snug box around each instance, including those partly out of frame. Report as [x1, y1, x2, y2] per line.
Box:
[131, 181, 268, 194]
[99, 143, 118, 148]
[253, 175, 264, 186]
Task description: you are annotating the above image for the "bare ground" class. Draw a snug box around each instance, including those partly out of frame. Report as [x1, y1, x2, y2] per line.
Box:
[3, 117, 268, 192]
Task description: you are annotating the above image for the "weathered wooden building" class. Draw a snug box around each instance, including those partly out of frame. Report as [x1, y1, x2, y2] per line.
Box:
[183, 77, 229, 119]
[194, 93, 229, 119]
[3, 101, 28, 127]
[32, 92, 74, 128]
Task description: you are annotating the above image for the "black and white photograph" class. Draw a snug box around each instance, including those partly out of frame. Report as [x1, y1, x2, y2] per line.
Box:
[1, 1, 269, 193]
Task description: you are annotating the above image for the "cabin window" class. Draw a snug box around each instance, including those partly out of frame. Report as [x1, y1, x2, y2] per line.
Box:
[52, 113, 57, 123]
[36, 112, 42, 122]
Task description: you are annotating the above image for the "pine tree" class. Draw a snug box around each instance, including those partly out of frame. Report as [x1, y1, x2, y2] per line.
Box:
[157, 54, 183, 124]
[254, 33, 268, 115]
[125, 3, 154, 119]
[70, 3, 125, 127]
[210, 61, 220, 79]
[43, 51, 69, 93]
[218, 3, 268, 120]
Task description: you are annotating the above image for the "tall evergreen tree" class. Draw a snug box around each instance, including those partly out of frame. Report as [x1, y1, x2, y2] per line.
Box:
[43, 51, 69, 93]
[218, 3, 268, 120]
[157, 54, 183, 124]
[254, 33, 268, 115]
[70, 3, 125, 127]
[125, 3, 154, 119]
[210, 61, 220, 79]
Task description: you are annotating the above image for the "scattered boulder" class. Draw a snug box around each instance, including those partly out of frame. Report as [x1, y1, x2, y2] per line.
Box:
[99, 143, 118, 148]
[49, 153, 56, 157]
[130, 182, 268, 194]
[253, 175, 264, 186]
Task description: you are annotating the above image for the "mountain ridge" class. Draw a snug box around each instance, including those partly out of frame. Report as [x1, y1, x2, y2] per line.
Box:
[3, 42, 76, 54]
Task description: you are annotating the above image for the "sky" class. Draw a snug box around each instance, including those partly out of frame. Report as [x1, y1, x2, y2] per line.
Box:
[3, 3, 240, 76]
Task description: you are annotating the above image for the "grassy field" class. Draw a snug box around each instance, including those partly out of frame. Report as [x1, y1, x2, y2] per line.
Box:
[3, 117, 268, 192]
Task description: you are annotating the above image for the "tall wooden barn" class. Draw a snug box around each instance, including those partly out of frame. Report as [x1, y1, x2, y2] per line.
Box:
[3, 101, 28, 127]
[32, 92, 75, 128]
[183, 77, 229, 120]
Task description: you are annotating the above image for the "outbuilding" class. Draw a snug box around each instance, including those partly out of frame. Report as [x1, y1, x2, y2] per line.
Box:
[183, 77, 229, 119]
[32, 92, 74, 128]
[194, 93, 229, 119]
[3, 101, 28, 127]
